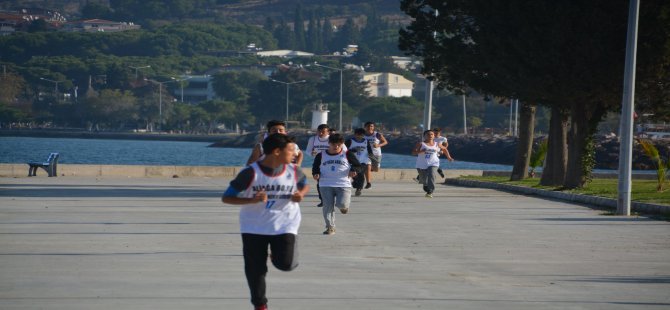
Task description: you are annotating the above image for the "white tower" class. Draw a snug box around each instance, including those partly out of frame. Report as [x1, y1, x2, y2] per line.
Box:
[311, 103, 329, 130]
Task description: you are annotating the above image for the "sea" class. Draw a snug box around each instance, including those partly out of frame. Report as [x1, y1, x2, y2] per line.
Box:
[0, 137, 514, 170]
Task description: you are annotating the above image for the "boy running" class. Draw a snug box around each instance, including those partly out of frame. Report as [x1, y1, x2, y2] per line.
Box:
[362, 121, 388, 189]
[246, 120, 303, 166]
[345, 128, 371, 196]
[305, 124, 331, 207]
[312, 133, 362, 235]
[223, 133, 310, 310]
[412, 130, 448, 198]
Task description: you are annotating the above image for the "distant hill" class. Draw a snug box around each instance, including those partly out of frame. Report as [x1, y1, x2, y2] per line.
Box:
[0, 0, 408, 26]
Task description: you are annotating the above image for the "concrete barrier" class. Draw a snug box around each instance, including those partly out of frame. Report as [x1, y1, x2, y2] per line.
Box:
[1, 164, 483, 180]
[0, 163, 655, 180]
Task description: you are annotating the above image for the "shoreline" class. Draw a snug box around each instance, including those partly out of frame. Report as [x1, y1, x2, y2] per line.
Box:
[2, 128, 668, 170]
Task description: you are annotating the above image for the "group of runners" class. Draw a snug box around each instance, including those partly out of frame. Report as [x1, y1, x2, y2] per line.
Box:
[221, 120, 453, 310]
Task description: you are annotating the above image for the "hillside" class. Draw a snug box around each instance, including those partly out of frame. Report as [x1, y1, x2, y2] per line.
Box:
[1, 0, 407, 25]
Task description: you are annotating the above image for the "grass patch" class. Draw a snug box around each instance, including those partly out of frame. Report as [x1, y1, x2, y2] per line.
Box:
[459, 176, 670, 206]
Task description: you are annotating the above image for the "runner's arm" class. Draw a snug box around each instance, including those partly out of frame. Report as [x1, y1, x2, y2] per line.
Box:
[222, 167, 264, 204]
[377, 133, 388, 148]
[411, 142, 423, 155]
[311, 153, 322, 180]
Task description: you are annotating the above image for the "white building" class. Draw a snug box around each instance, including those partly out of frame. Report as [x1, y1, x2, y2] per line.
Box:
[255, 50, 315, 58]
[362, 72, 414, 97]
[62, 19, 140, 32]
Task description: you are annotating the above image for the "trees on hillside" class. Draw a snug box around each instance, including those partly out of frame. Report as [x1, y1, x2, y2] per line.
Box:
[399, 0, 670, 188]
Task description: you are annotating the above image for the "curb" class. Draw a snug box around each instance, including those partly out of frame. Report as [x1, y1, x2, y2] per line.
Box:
[445, 178, 670, 216]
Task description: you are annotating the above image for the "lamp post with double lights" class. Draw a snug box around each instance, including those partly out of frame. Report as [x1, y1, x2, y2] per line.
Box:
[129, 65, 151, 80]
[40, 77, 62, 99]
[145, 78, 175, 131]
[313, 62, 344, 132]
[269, 79, 306, 128]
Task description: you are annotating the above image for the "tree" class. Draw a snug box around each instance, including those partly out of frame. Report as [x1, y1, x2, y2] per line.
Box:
[81, 89, 138, 130]
[399, 0, 670, 188]
[333, 17, 360, 52]
[212, 69, 266, 104]
[358, 97, 423, 130]
[27, 19, 49, 33]
[293, 4, 306, 51]
[81, 2, 114, 19]
[200, 99, 254, 133]
[0, 70, 25, 105]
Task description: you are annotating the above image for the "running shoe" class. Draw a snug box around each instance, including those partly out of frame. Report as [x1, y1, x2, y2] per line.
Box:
[365, 182, 372, 189]
[254, 304, 268, 310]
[317, 202, 323, 207]
[340, 207, 349, 214]
[355, 189, 362, 196]
[425, 193, 433, 198]
[323, 227, 335, 235]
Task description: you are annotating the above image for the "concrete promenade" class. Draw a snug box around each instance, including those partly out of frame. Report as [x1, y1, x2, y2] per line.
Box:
[1, 176, 669, 310]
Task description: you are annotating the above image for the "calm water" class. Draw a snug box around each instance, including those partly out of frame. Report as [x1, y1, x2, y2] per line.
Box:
[0, 137, 513, 170]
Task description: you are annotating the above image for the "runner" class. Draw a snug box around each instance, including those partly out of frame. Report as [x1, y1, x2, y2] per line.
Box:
[412, 130, 448, 198]
[305, 124, 332, 207]
[246, 120, 303, 166]
[312, 133, 362, 235]
[362, 121, 388, 189]
[222, 133, 310, 310]
[345, 128, 371, 196]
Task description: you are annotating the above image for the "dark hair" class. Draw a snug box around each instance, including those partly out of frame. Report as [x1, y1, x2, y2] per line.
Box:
[262, 133, 294, 155]
[432, 127, 442, 133]
[423, 130, 433, 136]
[364, 121, 375, 127]
[354, 128, 365, 135]
[328, 133, 344, 144]
[317, 124, 329, 131]
[266, 120, 286, 131]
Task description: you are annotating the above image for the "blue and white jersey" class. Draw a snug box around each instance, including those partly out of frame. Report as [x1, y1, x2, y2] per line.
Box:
[238, 162, 301, 235]
[348, 138, 370, 165]
[364, 131, 383, 156]
[318, 150, 352, 188]
[415, 142, 441, 169]
[306, 135, 330, 155]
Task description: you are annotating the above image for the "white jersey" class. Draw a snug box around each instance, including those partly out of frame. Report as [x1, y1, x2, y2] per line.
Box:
[348, 138, 370, 164]
[364, 131, 383, 156]
[415, 141, 441, 169]
[306, 135, 330, 156]
[238, 162, 301, 235]
[318, 150, 352, 188]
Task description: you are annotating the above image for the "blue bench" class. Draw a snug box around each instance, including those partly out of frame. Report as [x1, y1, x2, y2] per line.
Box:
[28, 152, 59, 177]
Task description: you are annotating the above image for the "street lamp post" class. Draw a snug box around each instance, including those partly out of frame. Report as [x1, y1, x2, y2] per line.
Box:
[313, 63, 344, 132]
[40, 77, 62, 99]
[128, 65, 151, 80]
[269, 79, 306, 128]
[171, 76, 193, 103]
[146, 78, 174, 131]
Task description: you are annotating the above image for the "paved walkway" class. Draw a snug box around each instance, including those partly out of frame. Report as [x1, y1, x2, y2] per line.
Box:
[1, 176, 669, 310]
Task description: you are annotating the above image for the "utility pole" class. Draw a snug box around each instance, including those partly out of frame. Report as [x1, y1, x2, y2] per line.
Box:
[617, 0, 640, 216]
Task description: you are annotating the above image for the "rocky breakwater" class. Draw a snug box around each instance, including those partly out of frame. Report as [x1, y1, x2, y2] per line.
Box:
[209, 133, 669, 170]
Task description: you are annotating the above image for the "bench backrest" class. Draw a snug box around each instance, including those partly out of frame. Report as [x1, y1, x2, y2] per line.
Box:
[47, 152, 59, 163]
